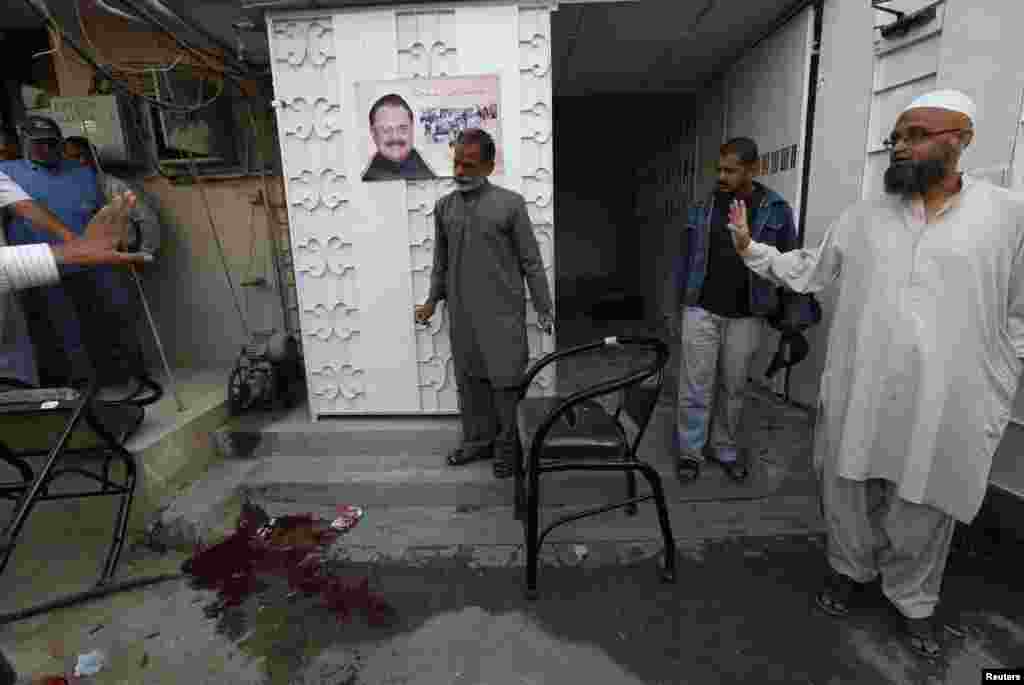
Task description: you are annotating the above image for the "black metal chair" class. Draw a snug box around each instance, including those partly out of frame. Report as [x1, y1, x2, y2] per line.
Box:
[514, 336, 676, 599]
[0, 378, 142, 588]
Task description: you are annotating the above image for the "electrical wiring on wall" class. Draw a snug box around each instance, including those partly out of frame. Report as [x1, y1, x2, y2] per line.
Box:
[74, 0, 187, 76]
[22, 0, 231, 113]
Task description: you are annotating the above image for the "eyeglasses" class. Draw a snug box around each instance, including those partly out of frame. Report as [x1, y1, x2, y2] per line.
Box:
[883, 127, 968, 150]
[374, 125, 411, 137]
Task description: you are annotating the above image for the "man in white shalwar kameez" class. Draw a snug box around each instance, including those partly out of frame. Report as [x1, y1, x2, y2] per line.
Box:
[727, 90, 1023, 658]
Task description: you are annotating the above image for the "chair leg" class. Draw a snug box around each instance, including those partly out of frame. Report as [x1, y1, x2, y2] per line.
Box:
[100, 450, 114, 494]
[514, 465, 525, 522]
[625, 467, 638, 516]
[513, 439, 525, 521]
[0, 477, 46, 578]
[524, 463, 540, 601]
[637, 464, 677, 583]
[97, 448, 137, 586]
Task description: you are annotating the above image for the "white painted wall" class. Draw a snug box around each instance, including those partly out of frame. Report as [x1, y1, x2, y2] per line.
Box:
[723, 6, 815, 396]
[789, 0, 876, 408]
[267, 2, 556, 417]
[725, 7, 813, 225]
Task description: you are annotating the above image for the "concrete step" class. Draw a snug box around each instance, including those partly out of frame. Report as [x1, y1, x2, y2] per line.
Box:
[241, 452, 789, 509]
[214, 423, 462, 459]
[153, 443, 805, 551]
[241, 495, 825, 558]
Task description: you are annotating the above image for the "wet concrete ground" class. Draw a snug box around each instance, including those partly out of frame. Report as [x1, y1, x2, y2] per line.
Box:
[2, 336, 1022, 684]
[2, 531, 1021, 685]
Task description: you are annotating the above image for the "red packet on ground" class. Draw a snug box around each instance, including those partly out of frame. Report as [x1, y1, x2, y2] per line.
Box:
[331, 505, 364, 533]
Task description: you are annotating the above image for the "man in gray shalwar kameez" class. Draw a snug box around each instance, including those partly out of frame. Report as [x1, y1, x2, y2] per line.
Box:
[415, 129, 554, 479]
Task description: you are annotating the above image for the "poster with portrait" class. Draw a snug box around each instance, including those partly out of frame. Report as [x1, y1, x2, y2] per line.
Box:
[356, 74, 502, 182]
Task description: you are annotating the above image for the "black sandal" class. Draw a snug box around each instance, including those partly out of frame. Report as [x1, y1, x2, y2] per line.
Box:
[905, 616, 944, 659]
[709, 455, 750, 483]
[445, 447, 491, 467]
[492, 457, 515, 479]
[675, 456, 701, 484]
[815, 572, 863, 617]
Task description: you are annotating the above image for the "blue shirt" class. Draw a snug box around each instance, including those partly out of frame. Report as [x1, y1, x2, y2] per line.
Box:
[0, 159, 104, 245]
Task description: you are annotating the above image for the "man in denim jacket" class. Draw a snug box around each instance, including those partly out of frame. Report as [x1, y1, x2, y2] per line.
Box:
[662, 137, 798, 483]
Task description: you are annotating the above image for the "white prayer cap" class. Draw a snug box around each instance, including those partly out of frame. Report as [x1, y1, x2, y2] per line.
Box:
[901, 89, 976, 123]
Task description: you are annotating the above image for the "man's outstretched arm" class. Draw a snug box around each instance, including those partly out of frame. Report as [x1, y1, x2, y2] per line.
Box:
[0, 171, 75, 242]
[729, 198, 844, 294]
[9, 199, 76, 242]
[0, 193, 148, 295]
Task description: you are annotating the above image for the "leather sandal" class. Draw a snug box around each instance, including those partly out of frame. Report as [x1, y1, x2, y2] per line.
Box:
[445, 447, 491, 467]
[675, 456, 701, 484]
[707, 450, 750, 483]
[718, 460, 750, 483]
[815, 571, 864, 617]
[905, 616, 944, 659]
[492, 457, 515, 479]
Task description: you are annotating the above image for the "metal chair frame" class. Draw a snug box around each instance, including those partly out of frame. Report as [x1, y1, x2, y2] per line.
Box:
[514, 336, 677, 599]
[0, 379, 138, 588]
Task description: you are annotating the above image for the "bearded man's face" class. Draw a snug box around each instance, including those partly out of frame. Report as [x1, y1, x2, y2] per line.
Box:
[882, 108, 970, 197]
[883, 146, 955, 196]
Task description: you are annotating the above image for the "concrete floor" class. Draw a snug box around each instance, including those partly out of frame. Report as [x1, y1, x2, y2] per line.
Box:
[1, 533, 1021, 685]
[1, 345, 1022, 684]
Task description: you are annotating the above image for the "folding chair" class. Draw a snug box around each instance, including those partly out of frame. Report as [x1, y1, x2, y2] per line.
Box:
[0, 378, 142, 588]
[514, 336, 677, 599]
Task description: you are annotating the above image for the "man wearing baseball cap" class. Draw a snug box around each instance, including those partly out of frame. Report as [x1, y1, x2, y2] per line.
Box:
[0, 115, 146, 388]
[0, 168, 143, 387]
[729, 89, 1017, 658]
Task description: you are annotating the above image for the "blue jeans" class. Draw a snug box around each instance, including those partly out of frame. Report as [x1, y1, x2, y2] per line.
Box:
[676, 306, 763, 462]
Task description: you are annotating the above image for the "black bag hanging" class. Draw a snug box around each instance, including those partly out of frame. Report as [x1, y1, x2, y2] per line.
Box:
[767, 288, 822, 334]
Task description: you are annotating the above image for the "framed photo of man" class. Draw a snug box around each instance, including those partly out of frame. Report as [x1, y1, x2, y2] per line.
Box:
[356, 74, 503, 182]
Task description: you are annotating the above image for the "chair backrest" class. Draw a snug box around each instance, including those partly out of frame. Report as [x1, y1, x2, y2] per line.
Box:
[618, 374, 663, 454]
[521, 336, 669, 458]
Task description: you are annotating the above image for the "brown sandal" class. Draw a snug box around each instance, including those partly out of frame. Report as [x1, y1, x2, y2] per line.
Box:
[905, 616, 944, 659]
[675, 456, 701, 484]
[445, 447, 491, 467]
[815, 572, 864, 617]
[492, 457, 515, 479]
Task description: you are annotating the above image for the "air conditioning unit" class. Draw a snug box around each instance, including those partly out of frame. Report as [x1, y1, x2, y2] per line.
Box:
[152, 70, 238, 167]
[28, 94, 151, 169]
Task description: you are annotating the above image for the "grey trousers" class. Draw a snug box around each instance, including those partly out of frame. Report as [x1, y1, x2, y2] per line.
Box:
[820, 473, 956, 619]
[455, 371, 520, 460]
[677, 305, 763, 461]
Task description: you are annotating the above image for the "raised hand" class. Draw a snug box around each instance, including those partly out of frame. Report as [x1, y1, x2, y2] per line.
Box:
[727, 199, 752, 254]
[52, 192, 150, 267]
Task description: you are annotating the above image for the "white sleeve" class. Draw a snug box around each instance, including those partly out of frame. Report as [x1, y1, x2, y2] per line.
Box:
[0, 171, 30, 208]
[1007, 223, 1024, 358]
[0, 245, 61, 294]
[740, 212, 846, 294]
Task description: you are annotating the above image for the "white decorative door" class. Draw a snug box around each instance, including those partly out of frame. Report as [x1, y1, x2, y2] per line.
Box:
[267, 3, 556, 418]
